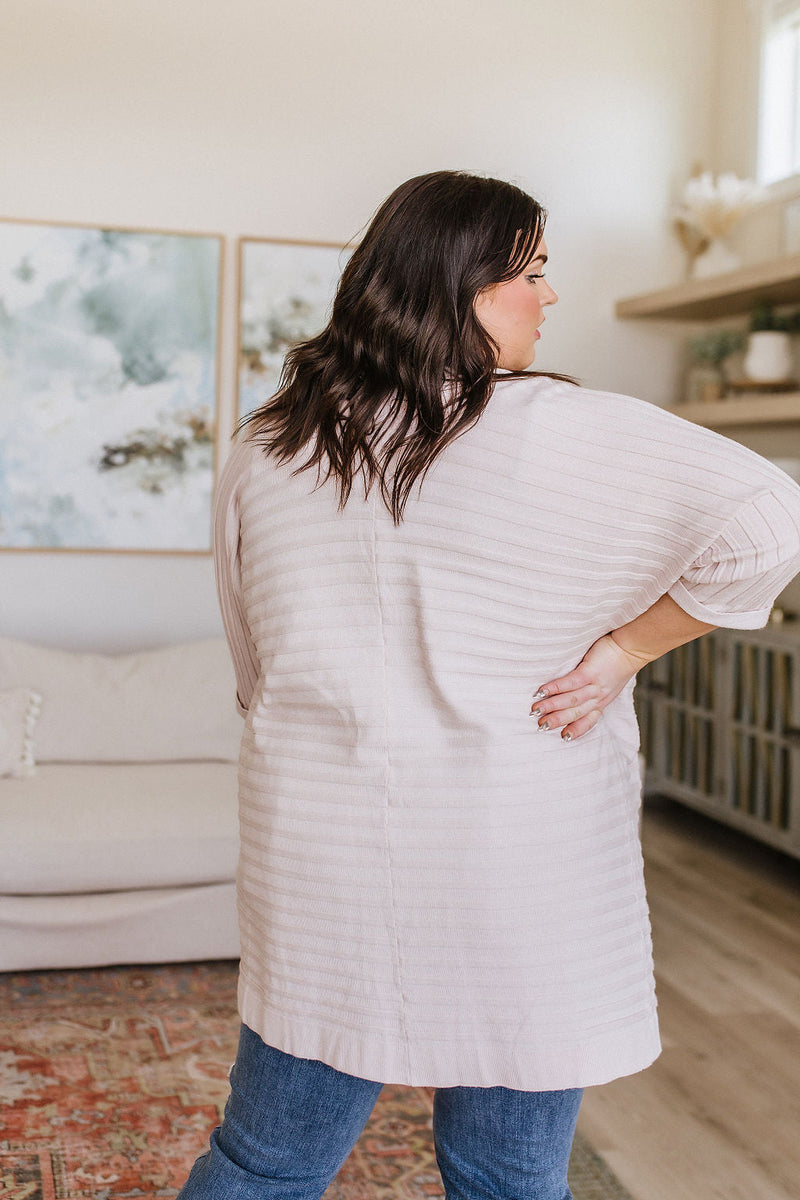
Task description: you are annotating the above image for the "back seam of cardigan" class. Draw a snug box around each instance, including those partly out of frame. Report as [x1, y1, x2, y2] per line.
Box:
[369, 494, 412, 1080]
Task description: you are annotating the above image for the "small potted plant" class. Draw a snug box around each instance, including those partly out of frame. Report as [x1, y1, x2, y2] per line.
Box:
[688, 329, 746, 402]
[744, 304, 799, 383]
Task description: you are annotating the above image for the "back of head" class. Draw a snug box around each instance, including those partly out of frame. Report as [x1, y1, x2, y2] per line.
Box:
[242, 170, 553, 522]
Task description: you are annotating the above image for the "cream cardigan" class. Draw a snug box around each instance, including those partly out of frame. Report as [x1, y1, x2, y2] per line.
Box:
[214, 376, 800, 1089]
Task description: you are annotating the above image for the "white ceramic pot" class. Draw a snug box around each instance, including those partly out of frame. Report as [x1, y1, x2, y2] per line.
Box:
[743, 331, 793, 382]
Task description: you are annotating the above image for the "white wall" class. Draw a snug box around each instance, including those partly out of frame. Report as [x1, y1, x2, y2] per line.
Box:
[714, 0, 761, 180]
[0, 0, 719, 651]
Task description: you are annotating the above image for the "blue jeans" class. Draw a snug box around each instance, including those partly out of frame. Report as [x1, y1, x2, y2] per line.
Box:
[178, 1023, 582, 1200]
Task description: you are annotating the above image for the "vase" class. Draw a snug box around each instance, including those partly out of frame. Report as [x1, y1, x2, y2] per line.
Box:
[691, 238, 740, 279]
[743, 331, 793, 382]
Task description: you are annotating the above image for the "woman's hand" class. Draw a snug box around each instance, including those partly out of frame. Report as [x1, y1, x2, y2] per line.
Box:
[531, 596, 716, 741]
[530, 633, 650, 741]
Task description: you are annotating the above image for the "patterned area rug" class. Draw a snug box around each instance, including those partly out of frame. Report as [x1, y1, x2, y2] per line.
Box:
[0, 961, 633, 1200]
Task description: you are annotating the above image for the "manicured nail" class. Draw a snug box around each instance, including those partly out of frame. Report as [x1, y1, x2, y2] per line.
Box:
[530, 707, 542, 718]
[532, 688, 547, 701]
[538, 721, 550, 731]
[562, 731, 572, 742]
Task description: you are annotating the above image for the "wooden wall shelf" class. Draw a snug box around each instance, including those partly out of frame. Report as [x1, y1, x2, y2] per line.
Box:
[616, 253, 800, 320]
[671, 392, 800, 427]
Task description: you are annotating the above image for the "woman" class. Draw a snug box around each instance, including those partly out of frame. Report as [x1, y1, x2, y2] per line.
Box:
[179, 171, 800, 1200]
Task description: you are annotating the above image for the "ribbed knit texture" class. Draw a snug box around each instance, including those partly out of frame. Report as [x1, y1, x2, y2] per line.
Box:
[214, 377, 800, 1089]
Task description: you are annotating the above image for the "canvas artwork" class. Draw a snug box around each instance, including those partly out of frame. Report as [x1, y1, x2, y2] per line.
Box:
[0, 221, 221, 551]
[238, 238, 349, 421]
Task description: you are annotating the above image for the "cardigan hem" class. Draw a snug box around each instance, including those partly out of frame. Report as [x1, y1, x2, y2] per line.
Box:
[237, 975, 662, 1091]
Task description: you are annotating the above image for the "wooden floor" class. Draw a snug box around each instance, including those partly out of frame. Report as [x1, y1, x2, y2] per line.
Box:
[577, 797, 800, 1200]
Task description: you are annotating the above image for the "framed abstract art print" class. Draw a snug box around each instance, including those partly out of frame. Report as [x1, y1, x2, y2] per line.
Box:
[0, 219, 223, 552]
[237, 237, 350, 422]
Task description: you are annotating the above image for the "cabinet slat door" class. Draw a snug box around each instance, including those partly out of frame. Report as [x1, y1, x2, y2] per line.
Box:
[635, 628, 800, 858]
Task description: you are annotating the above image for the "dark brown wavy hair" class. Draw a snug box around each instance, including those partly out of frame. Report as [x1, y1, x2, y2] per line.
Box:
[240, 170, 572, 522]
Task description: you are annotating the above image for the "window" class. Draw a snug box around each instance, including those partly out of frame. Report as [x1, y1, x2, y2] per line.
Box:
[759, 1, 800, 183]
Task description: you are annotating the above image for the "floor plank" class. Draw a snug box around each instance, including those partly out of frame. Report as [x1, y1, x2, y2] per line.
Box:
[577, 797, 800, 1200]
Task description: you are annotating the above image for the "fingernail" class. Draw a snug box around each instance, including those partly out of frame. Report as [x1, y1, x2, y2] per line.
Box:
[538, 721, 550, 731]
[532, 688, 547, 701]
[530, 707, 542, 718]
[562, 731, 572, 742]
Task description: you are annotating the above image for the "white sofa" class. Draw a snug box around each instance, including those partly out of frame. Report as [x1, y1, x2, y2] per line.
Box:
[0, 637, 242, 971]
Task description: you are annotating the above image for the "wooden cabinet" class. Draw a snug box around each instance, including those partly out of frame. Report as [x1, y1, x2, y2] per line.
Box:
[635, 627, 800, 858]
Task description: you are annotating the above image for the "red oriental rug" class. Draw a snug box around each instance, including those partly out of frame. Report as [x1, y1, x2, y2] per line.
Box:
[0, 960, 632, 1200]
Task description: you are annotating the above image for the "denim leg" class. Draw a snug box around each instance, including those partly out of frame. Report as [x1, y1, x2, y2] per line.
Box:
[433, 1083, 583, 1200]
[177, 1024, 384, 1200]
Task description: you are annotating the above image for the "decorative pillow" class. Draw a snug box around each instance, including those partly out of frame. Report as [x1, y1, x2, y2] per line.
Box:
[0, 638, 242, 764]
[0, 688, 42, 778]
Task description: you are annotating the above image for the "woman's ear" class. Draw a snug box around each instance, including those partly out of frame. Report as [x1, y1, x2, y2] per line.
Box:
[473, 284, 497, 324]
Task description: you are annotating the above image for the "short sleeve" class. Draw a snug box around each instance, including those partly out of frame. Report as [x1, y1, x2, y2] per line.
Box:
[213, 442, 260, 716]
[668, 487, 800, 629]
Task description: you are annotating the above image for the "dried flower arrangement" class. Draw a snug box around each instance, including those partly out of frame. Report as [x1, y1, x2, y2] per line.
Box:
[674, 171, 765, 277]
[676, 172, 765, 241]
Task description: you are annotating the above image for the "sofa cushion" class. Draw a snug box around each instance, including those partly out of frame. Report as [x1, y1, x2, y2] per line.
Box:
[0, 762, 239, 894]
[0, 882, 240, 971]
[0, 688, 42, 778]
[0, 637, 243, 763]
